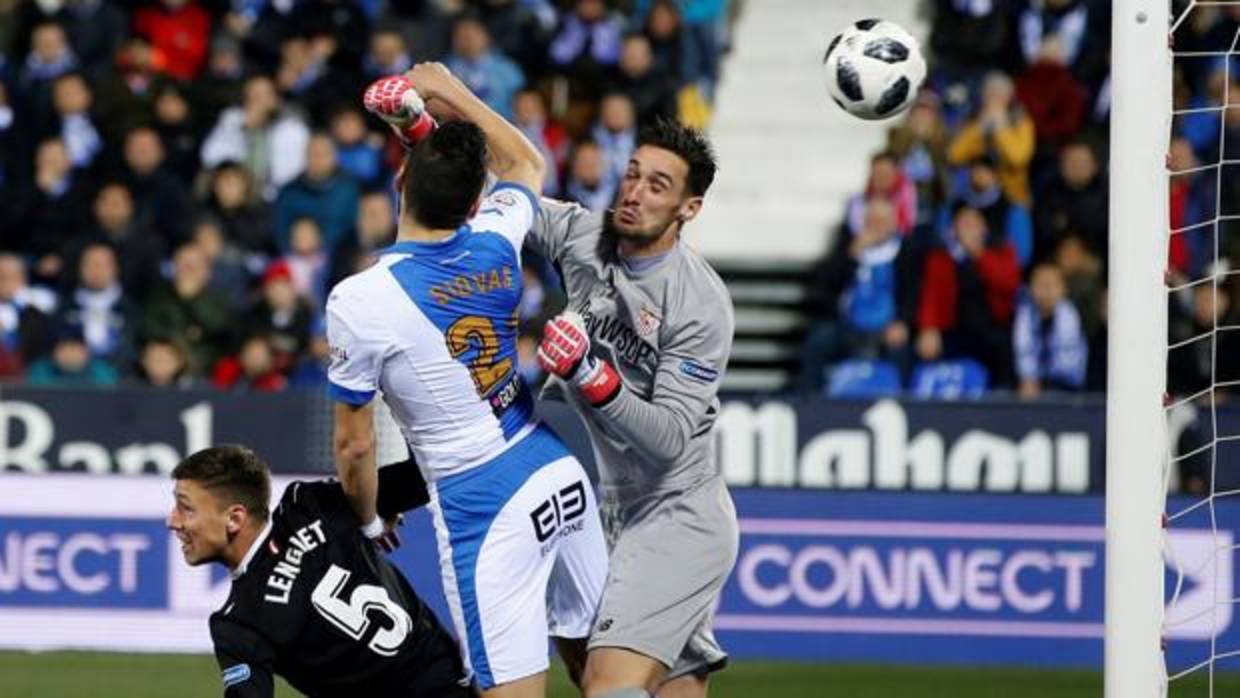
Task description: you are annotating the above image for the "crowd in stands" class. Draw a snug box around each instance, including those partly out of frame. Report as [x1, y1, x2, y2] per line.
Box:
[799, 0, 1240, 402]
[0, 0, 732, 391]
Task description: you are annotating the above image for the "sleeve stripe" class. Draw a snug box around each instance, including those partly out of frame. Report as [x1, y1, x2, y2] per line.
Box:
[492, 181, 540, 216]
[222, 663, 251, 688]
[328, 382, 375, 406]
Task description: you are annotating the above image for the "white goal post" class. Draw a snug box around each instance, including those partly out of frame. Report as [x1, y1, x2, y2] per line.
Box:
[1105, 1, 1173, 697]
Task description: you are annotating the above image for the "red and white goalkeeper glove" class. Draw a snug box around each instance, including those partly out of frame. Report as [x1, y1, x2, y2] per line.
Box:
[363, 74, 437, 147]
[537, 312, 622, 406]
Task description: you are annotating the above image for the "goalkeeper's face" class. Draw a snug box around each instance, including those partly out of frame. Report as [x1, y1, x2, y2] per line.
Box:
[608, 145, 702, 244]
[168, 479, 244, 567]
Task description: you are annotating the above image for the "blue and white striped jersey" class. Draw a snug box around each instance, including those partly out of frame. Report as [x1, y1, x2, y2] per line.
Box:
[325, 182, 540, 482]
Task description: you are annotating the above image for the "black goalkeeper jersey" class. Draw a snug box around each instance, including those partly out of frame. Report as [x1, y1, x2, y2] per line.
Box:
[209, 464, 469, 698]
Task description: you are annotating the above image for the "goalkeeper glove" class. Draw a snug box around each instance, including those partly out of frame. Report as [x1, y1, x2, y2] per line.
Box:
[537, 312, 622, 407]
[363, 74, 437, 147]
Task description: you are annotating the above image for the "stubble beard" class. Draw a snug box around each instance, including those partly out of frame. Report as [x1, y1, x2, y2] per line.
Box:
[604, 209, 677, 249]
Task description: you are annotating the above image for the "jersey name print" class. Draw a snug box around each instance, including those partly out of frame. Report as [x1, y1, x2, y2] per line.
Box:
[262, 519, 326, 604]
[428, 264, 515, 304]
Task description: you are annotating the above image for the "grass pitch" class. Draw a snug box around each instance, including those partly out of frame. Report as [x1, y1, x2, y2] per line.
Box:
[1, 651, 1237, 696]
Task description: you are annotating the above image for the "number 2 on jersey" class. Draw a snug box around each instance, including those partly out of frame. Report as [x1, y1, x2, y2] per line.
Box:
[445, 315, 512, 396]
[311, 564, 413, 656]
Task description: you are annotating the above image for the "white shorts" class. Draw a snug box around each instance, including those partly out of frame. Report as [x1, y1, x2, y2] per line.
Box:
[427, 424, 608, 690]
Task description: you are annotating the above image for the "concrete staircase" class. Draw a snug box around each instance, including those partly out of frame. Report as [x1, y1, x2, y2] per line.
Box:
[692, 0, 929, 393]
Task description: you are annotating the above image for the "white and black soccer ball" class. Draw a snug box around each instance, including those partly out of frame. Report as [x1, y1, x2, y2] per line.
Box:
[823, 18, 927, 121]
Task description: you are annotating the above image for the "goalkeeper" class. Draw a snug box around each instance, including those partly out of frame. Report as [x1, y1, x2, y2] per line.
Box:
[531, 120, 738, 698]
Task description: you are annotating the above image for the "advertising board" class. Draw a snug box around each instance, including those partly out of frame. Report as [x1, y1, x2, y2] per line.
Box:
[1, 475, 1232, 674]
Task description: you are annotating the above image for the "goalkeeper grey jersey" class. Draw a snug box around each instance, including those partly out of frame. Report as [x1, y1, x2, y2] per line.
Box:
[528, 198, 734, 499]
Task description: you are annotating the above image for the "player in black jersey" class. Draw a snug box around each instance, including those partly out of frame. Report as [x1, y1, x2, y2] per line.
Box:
[168, 445, 470, 698]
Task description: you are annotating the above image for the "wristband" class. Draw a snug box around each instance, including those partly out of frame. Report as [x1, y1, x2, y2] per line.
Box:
[576, 357, 622, 407]
[360, 517, 384, 539]
[398, 112, 437, 146]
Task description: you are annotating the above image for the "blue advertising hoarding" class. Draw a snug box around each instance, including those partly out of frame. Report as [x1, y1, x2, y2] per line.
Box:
[0, 516, 168, 609]
[386, 489, 1233, 673]
[0, 474, 1235, 676]
[714, 490, 1108, 666]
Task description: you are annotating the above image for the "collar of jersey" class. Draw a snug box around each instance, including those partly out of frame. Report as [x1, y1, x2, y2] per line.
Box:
[382, 225, 471, 255]
[232, 519, 274, 580]
[620, 241, 680, 277]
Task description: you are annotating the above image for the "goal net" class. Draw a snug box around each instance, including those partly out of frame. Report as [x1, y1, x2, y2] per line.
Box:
[1110, 1, 1240, 697]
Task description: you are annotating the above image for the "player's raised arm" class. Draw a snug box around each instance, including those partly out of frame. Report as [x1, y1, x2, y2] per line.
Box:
[406, 62, 545, 195]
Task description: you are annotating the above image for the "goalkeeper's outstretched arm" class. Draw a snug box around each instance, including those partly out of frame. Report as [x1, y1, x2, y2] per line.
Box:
[407, 62, 545, 193]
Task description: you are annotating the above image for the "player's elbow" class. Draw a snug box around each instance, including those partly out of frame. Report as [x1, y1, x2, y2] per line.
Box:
[524, 152, 547, 185]
[333, 432, 375, 468]
[500, 156, 545, 194]
[643, 417, 691, 466]
[335, 438, 375, 500]
[647, 440, 686, 468]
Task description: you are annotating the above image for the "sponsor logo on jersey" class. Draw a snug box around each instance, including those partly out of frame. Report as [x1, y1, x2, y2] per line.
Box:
[636, 304, 661, 337]
[579, 304, 656, 368]
[222, 664, 251, 688]
[329, 345, 348, 363]
[679, 360, 719, 383]
[492, 191, 519, 208]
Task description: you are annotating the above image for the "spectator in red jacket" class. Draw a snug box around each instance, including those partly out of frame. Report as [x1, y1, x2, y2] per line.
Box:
[1168, 136, 1217, 277]
[1016, 37, 1089, 162]
[844, 151, 918, 238]
[917, 203, 1021, 387]
[133, 0, 211, 81]
[211, 333, 288, 392]
[244, 261, 313, 374]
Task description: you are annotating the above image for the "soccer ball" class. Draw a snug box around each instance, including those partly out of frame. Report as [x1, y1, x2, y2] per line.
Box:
[823, 18, 927, 121]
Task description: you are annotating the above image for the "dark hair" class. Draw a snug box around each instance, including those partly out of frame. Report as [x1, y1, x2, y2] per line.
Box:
[1061, 138, 1098, 158]
[871, 150, 900, 165]
[971, 154, 1000, 170]
[172, 446, 272, 521]
[53, 71, 86, 86]
[401, 121, 488, 230]
[572, 137, 601, 155]
[636, 118, 717, 198]
[951, 200, 985, 222]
